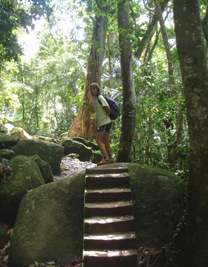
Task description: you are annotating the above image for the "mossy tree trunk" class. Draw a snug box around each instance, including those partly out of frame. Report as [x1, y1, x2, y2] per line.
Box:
[116, 0, 136, 162]
[68, 2, 109, 141]
[167, 1, 208, 266]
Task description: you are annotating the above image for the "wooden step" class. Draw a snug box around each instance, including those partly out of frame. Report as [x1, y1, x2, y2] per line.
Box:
[84, 232, 137, 250]
[85, 188, 132, 203]
[84, 216, 134, 234]
[86, 167, 129, 175]
[85, 173, 130, 189]
[83, 249, 138, 267]
[85, 201, 133, 217]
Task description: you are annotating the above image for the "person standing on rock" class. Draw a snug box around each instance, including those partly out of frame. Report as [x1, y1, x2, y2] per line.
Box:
[90, 82, 114, 165]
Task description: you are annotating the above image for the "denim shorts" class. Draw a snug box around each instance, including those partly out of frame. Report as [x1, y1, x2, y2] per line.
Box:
[98, 122, 112, 133]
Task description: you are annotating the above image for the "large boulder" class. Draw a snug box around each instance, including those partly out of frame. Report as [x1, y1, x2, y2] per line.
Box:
[0, 148, 16, 160]
[12, 120, 31, 134]
[0, 135, 19, 150]
[29, 155, 53, 184]
[70, 137, 99, 151]
[9, 171, 85, 267]
[10, 127, 32, 140]
[62, 138, 92, 162]
[12, 139, 64, 175]
[9, 163, 185, 267]
[0, 155, 45, 220]
[36, 136, 61, 144]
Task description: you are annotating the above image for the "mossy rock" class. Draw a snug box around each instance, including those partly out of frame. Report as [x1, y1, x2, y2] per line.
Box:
[9, 171, 85, 267]
[29, 155, 53, 183]
[70, 137, 99, 151]
[62, 138, 92, 161]
[0, 155, 45, 219]
[0, 135, 19, 150]
[0, 148, 16, 160]
[12, 139, 64, 175]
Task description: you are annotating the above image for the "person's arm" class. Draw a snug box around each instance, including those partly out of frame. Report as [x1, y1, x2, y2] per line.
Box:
[104, 105, 111, 116]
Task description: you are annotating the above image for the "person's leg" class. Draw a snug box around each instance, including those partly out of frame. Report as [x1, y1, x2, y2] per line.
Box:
[96, 130, 107, 155]
[102, 133, 111, 155]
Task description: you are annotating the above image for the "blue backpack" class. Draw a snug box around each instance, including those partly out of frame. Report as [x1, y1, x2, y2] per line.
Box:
[98, 95, 120, 121]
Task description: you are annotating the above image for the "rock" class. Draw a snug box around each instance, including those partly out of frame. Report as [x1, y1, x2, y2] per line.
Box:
[0, 149, 16, 160]
[9, 163, 185, 267]
[0, 155, 45, 220]
[36, 136, 61, 144]
[71, 137, 99, 151]
[12, 139, 64, 175]
[9, 171, 85, 267]
[62, 138, 92, 162]
[0, 123, 7, 134]
[118, 163, 185, 248]
[12, 120, 31, 134]
[29, 155, 53, 184]
[0, 135, 19, 150]
[10, 127, 32, 140]
[59, 132, 68, 141]
[0, 226, 8, 249]
[90, 151, 103, 163]
[68, 153, 79, 158]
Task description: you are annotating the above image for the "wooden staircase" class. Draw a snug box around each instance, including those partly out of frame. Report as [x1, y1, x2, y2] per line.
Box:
[82, 167, 138, 267]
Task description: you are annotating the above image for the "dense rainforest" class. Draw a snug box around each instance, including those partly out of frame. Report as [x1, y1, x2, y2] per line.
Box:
[1, 0, 208, 266]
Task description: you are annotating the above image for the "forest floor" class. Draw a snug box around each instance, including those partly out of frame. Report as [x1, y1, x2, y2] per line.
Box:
[0, 156, 167, 267]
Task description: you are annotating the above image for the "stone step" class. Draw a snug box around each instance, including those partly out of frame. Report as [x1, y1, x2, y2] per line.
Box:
[84, 232, 137, 250]
[83, 249, 138, 267]
[84, 216, 134, 234]
[85, 201, 133, 217]
[85, 173, 130, 189]
[86, 167, 129, 175]
[85, 188, 132, 203]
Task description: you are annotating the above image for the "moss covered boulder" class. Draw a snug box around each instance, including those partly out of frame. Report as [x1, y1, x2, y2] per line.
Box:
[12, 139, 64, 174]
[0, 135, 19, 149]
[10, 126, 32, 140]
[29, 155, 53, 183]
[0, 155, 45, 218]
[70, 137, 99, 151]
[62, 138, 93, 161]
[0, 148, 16, 160]
[9, 171, 85, 267]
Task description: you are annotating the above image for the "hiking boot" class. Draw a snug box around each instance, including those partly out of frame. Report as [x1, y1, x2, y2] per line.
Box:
[97, 157, 110, 165]
[109, 158, 114, 163]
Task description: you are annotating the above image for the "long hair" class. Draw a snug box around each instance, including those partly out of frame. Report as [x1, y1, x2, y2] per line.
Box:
[89, 83, 101, 97]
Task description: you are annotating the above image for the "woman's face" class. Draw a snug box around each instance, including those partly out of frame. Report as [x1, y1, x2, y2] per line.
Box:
[91, 86, 98, 97]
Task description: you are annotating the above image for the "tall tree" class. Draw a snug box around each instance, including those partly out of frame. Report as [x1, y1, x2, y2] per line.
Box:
[68, 1, 109, 140]
[167, 0, 208, 266]
[116, 0, 136, 162]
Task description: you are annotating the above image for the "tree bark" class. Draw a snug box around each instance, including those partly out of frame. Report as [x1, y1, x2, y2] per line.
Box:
[116, 0, 136, 162]
[68, 4, 109, 140]
[167, 1, 208, 266]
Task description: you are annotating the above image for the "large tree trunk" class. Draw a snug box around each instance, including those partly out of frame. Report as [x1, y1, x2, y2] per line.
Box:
[116, 0, 136, 162]
[167, 1, 208, 266]
[68, 4, 108, 140]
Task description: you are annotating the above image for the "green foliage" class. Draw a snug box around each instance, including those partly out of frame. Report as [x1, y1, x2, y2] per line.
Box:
[0, 0, 52, 69]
